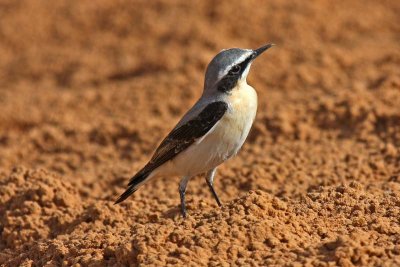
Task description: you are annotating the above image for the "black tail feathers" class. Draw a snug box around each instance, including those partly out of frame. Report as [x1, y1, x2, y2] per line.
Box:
[114, 171, 150, 204]
[114, 185, 138, 204]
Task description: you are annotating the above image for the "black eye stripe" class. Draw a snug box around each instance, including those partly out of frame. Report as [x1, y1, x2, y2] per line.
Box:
[217, 54, 254, 93]
[229, 56, 253, 74]
[230, 65, 241, 74]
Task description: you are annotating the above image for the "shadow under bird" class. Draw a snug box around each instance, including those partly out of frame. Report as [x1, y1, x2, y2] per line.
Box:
[115, 44, 274, 217]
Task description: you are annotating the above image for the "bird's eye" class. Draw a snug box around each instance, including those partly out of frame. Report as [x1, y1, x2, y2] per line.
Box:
[230, 65, 241, 74]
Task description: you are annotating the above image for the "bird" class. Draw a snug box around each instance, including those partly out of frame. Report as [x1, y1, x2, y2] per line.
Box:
[115, 44, 274, 217]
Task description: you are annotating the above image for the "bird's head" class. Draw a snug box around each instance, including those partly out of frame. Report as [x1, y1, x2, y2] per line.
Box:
[203, 44, 274, 95]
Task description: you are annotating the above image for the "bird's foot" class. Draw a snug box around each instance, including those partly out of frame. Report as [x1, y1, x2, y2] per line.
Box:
[179, 188, 187, 218]
[207, 182, 222, 207]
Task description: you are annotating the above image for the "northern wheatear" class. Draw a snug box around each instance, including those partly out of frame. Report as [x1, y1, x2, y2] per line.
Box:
[115, 44, 274, 217]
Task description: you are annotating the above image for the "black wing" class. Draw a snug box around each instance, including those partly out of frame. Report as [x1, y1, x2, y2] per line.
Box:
[148, 101, 228, 170]
[115, 101, 228, 204]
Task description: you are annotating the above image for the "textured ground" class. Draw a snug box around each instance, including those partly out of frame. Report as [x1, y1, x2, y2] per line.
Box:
[0, 0, 399, 266]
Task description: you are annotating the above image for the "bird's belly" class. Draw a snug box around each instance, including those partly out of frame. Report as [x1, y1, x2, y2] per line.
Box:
[220, 86, 258, 159]
[163, 85, 258, 177]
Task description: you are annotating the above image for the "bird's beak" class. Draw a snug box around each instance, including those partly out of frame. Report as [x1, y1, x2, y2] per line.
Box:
[252, 43, 275, 59]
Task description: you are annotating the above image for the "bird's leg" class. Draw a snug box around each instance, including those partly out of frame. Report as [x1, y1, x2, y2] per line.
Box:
[178, 176, 190, 218]
[205, 168, 222, 207]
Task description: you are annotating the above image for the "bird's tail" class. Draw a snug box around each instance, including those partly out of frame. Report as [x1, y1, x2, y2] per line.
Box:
[114, 169, 151, 204]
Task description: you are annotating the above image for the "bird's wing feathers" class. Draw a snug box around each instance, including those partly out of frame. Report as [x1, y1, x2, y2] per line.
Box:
[132, 101, 228, 182]
[115, 101, 228, 204]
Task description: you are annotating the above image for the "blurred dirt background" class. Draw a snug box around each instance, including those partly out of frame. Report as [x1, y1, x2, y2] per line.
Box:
[0, 0, 399, 266]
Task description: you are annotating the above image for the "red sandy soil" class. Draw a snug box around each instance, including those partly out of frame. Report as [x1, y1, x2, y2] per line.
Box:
[0, 0, 399, 266]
